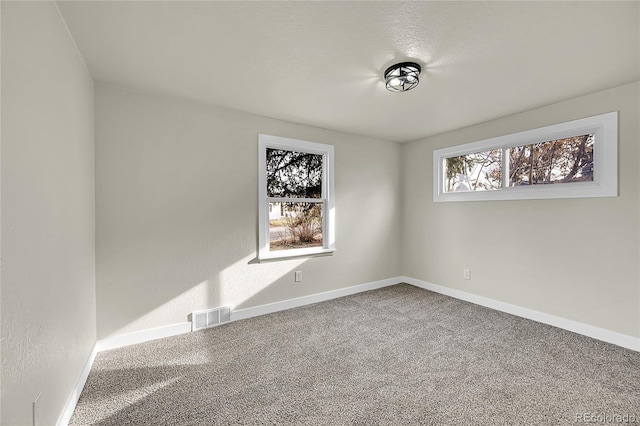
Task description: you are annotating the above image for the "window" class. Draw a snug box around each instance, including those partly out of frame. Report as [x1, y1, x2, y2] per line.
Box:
[258, 134, 335, 260]
[433, 112, 618, 202]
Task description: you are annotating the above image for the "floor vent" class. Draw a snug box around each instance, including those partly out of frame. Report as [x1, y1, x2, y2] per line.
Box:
[191, 306, 232, 331]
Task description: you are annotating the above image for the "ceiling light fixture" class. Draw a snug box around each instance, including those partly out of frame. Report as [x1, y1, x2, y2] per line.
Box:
[384, 62, 421, 93]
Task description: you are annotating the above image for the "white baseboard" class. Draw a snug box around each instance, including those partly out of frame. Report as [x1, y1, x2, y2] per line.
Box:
[95, 277, 400, 353]
[97, 322, 193, 352]
[94, 276, 639, 353]
[57, 343, 99, 426]
[401, 276, 640, 352]
[232, 277, 400, 321]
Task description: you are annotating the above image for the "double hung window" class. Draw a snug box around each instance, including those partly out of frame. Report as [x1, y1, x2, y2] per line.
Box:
[258, 134, 335, 260]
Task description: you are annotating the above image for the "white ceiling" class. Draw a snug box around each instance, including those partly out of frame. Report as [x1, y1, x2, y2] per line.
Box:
[57, 1, 639, 143]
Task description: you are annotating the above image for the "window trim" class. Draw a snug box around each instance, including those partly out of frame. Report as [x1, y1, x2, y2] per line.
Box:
[258, 134, 335, 260]
[433, 112, 618, 202]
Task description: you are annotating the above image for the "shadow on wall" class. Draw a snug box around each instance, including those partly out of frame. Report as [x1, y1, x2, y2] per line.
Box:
[96, 193, 312, 339]
[102, 235, 346, 341]
[96, 171, 308, 339]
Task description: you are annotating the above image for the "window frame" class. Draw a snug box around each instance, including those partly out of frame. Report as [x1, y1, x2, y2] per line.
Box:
[433, 111, 618, 202]
[258, 134, 335, 260]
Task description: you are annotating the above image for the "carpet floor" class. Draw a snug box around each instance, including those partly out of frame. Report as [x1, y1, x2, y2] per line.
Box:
[70, 284, 640, 425]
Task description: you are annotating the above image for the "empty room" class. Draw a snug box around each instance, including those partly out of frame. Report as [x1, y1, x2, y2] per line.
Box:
[1, 1, 639, 425]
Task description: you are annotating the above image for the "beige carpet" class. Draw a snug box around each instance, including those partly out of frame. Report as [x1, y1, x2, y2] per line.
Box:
[70, 284, 640, 425]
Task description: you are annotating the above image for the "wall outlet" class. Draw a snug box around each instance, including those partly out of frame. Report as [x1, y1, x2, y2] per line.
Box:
[463, 269, 471, 280]
[294, 271, 302, 282]
[33, 393, 42, 426]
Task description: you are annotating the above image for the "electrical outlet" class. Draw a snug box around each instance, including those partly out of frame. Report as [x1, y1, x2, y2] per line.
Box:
[295, 271, 302, 282]
[463, 269, 471, 280]
[33, 393, 42, 426]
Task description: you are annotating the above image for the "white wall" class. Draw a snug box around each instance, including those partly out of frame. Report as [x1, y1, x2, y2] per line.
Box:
[1, 2, 96, 425]
[403, 82, 640, 339]
[95, 84, 402, 340]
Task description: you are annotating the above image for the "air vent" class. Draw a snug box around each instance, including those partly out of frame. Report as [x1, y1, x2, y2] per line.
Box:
[191, 306, 232, 331]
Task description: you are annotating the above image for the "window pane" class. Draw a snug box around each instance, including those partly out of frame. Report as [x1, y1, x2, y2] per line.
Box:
[266, 149, 323, 198]
[269, 202, 323, 251]
[444, 150, 502, 192]
[509, 134, 594, 186]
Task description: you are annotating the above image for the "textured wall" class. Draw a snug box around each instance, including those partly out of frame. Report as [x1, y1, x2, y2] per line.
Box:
[403, 82, 640, 338]
[1, 2, 96, 425]
[95, 84, 402, 340]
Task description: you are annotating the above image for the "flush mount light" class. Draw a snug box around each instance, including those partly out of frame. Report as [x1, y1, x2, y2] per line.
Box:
[384, 62, 421, 93]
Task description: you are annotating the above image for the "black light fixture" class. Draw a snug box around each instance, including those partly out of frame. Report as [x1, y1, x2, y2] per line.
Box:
[384, 62, 421, 93]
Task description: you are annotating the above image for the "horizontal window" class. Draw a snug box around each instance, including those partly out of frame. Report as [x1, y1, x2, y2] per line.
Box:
[434, 112, 617, 202]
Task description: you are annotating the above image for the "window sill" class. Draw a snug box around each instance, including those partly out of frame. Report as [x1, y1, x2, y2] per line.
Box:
[434, 181, 617, 202]
[257, 248, 336, 263]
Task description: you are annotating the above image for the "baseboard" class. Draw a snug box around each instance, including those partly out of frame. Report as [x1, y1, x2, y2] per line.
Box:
[401, 276, 640, 352]
[232, 277, 400, 321]
[57, 343, 99, 426]
[95, 278, 401, 353]
[94, 276, 639, 352]
[97, 322, 193, 352]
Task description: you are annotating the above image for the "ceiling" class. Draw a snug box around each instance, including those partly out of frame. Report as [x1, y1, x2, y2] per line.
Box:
[57, 1, 639, 143]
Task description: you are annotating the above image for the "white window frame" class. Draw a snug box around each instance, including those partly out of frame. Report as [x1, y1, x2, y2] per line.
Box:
[433, 112, 618, 202]
[258, 134, 335, 260]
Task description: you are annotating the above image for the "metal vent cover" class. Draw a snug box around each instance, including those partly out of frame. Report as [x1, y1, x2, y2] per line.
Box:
[191, 306, 232, 331]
